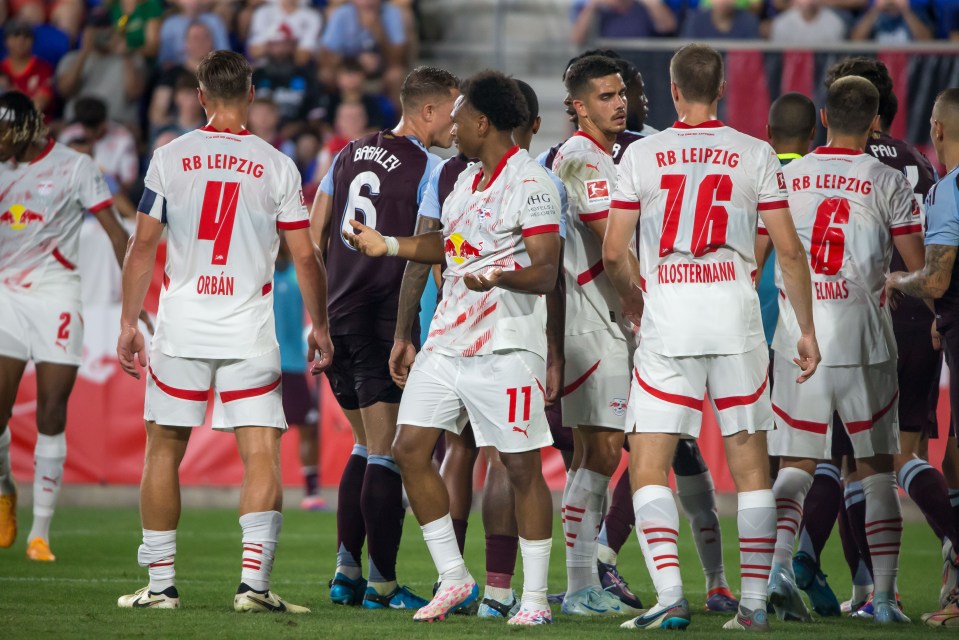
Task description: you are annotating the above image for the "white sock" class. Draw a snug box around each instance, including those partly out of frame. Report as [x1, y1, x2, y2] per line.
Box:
[737, 489, 776, 611]
[519, 537, 551, 608]
[676, 471, 728, 593]
[633, 484, 684, 607]
[564, 468, 609, 593]
[485, 584, 513, 603]
[771, 467, 813, 571]
[421, 514, 470, 583]
[561, 469, 577, 528]
[28, 433, 66, 542]
[240, 510, 282, 592]
[862, 472, 901, 603]
[0, 428, 12, 494]
[138, 529, 176, 592]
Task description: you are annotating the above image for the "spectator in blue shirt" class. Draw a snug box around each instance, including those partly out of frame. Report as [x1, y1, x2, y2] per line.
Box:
[570, 0, 679, 45]
[851, 0, 933, 41]
[157, 0, 230, 67]
[681, 0, 761, 37]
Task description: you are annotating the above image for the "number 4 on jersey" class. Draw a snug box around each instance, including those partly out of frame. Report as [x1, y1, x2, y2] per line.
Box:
[198, 181, 240, 265]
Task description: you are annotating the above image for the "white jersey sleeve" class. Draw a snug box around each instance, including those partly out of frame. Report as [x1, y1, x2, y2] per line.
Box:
[275, 155, 310, 229]
[140, 150, 167, 222]
[75, 153, 114, 213]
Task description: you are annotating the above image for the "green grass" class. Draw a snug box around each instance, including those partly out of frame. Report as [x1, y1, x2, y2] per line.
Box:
[0, 506, 947, 638]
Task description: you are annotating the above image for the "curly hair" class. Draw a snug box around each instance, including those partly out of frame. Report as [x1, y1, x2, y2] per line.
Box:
[0, 91, 46, 146]
[462, 71, 529, 132]
[824, 57, 896, 128]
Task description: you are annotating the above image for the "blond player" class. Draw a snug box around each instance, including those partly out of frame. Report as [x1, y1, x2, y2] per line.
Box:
[763, 76, 924, 625]
[603, 44, 819, 631]
[116, 51, 333, 612]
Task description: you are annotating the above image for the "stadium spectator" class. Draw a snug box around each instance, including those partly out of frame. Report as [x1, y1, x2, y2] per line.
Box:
[570, 0, 679, 46]
[313, 101, 369, 183]
[681, 0, 761, 37]
[148, 22, 213, 135]
[318, 0, 408, 97]
[2, 6, 72, 67]
[5, 0, 85, 45]
[293, 131, 322, 183]
[108, 0, 164, 60]
[58, 96, 140, 195]
[851, 0, 934, 41]
[769, 0, 848, 43]
[56, 8, 146, 127]
[247, 0, 323, 66]
[148, 75, 205, 140]
[252, 24, 327, 130]
[157, 0, 231, 67]
[324, 57, 395, 131]
[247, 96, 296, 159]
[0, 20, 54, 118]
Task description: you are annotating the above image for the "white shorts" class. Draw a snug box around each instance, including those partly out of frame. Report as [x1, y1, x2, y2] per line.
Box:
[0, 287, 83, 366]
[145, 348, 286, 431]
[626, 341, 773, 438]
[562, 330, 631, 430]
[398, 350, 553, 453]
[768, 356, 899, 460]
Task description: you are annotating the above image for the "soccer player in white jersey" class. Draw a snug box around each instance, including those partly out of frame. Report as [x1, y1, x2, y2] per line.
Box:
[764, 76, 925, 625]
[344, 70, 561, 626]
[116, 51, 333, 613]
[603, 44, 820, 631]
[550, 54, 639, 617]
[0, 91, 134, 562]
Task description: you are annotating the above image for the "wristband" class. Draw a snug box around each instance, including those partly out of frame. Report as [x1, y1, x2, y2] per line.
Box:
[384, 235, 399, 257]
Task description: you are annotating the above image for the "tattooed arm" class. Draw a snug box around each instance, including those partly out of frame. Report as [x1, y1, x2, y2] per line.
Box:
[888, 244, 957, 300]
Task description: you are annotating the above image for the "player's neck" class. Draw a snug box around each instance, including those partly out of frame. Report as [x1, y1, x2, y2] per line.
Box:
[943, 146, 959, 174]
[674, 105, 718, 127]
[392, 117, 430, 149]
[824, 131, 867, 152]
[770, 140, 809, 157]
[204, 111, 248, 135]
[577, 122, 615, 154]
[16, 139, 49, 164]
[476, 136, 516, 190]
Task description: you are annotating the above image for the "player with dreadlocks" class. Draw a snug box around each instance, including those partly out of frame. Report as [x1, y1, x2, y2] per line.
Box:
[0, 91, 141, 561]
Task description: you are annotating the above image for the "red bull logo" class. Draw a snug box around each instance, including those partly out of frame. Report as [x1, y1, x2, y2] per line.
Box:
[0, 204, 44, 230]
[609, 398, 627, 417]
[445, 232, 483, 265]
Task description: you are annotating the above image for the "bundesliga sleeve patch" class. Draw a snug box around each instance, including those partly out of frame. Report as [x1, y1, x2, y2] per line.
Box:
[586, 179, 610, 203]
[777, 172, 786, 191]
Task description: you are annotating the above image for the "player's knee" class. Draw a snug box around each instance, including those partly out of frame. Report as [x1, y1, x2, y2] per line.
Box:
[500, 455, 539, 492]
[582, 440, 620, 477]
[391, 433, 428, 471]
[672, 440, 707, 476]
[35, 400, 68, 436]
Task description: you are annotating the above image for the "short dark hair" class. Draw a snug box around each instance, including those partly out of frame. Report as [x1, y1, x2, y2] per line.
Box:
[196, 50, 252, 102]
[0, 90, 45, 145]
[825, 76, 879, 136]
[768, 92, 817, 141]
[670, 44, 724, 105]
[564, 48, 621, 80]
[513, 79, 539, 129]
[564, 55, 623, 100]
[462, 70, 529, 132]
[824, 57, 895, 128]
[74, 96, 108, 128]
[399, 66, 459, 111]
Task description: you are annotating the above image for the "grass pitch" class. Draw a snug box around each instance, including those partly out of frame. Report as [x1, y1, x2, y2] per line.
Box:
[0, 505, 947, 638]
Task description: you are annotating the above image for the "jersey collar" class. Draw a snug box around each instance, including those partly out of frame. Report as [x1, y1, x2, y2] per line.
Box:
[813, 147, 863, 156]
[672, 119, 724, 129]
[200, 124, 252, 136]
[30, 138, 55, 164]
[472, 145, 520, 193]
[573, 130, 612, 155]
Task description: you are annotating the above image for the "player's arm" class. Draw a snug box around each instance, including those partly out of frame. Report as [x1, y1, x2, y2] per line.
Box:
[754, 231, 773, 287]
[310, 189, 333, 257]
[759, 206, 820, 381]
[342, 219, 446, 264]
[92, 205, 131, 270]
[544, 243, 565, 405]
[602, 204, 643, 324]
[117, 213, 163, 379]
[464, 231, 561, 295]
[286, 227, 334, 374]
[888, 244, 956, 300]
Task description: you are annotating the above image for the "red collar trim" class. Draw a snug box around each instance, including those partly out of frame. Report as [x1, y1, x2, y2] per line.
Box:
[2, 56, 37, 80]
[574, 130, 612, 155]
[30, 138, 55, 164]
[672, 119, 724, 129]
[472, 145, 520, 192]
[813, 147, 864, 156]
[200, 125, 252, 135]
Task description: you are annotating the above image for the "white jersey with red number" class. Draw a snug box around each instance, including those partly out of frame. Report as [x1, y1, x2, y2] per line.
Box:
[554, 131, 629, 339]
[612, 120, 788, 357]
[139, 126, 309, 359]
[425, 146, 561, 359]
[772, 148, 921, 366]
[0, 139, 112, 294]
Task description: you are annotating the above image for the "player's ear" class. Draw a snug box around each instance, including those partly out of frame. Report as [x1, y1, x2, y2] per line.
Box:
[248, 85, 255, 105]
[765, 123, 772, 141]
[670, 82, 680, 104]
[532, 115, 541, 136]
[819, 108, 828, 130]
[421, 101, 434, 124]
[716, 80, 726, 102]
[869, 113, 881, 135]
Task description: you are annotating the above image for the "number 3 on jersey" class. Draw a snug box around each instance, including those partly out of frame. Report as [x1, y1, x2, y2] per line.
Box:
[340, 171, 381, 249]
[198, 181, 240, 265]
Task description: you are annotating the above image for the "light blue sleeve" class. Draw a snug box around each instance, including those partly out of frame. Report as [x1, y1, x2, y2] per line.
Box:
[383, 5, 407, 44]
[546, 168, 568, 240]
[320, 6, 348, 51]
[319, 150, 341, 196]
[535, 149, 550, 167]
[417, 158, 446, 219]
[417, 152, 442, 206]
[925, 173, 959, 247]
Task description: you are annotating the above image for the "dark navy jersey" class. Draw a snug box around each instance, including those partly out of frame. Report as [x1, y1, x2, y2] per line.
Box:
[866, 133, 938, 331]
[324, 130, 438, 336]
[436, 153, 472, 211]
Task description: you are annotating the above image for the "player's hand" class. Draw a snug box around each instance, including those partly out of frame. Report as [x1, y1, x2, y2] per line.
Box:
[308, 327, 334, 374]
[885, 271, 907, 309]
[138, 309, 155, 335]
[793, 333, 821, 383]
[545, 356, 564, 406]
[342, 219, 387, 257]
[932, 319, 942, 351]
[621, 282, 645, 326]
[464, 267, 504, 292]
[389, 339, 417, 388]
[117, 325, 147, 379]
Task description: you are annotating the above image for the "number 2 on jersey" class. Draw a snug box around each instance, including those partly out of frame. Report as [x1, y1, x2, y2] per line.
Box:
[198, 181, 240, 265]
[341, 171, 381, 249]
[659, 174, 731, 257]
[810, 197, 849, 275]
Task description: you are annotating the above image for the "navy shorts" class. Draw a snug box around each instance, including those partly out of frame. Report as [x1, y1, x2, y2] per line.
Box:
[281, 372, 318, 426]
[326, 334, 403, 411]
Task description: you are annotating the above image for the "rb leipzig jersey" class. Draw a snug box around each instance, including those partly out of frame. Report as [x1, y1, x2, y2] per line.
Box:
[612, 120, 787, 357]
[0, 139, 112, 293]
[553, 131, 628, 338]
[139, 126, 309, 359]
[425, 146, 561, 359]
[772, 148, 921, 366]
